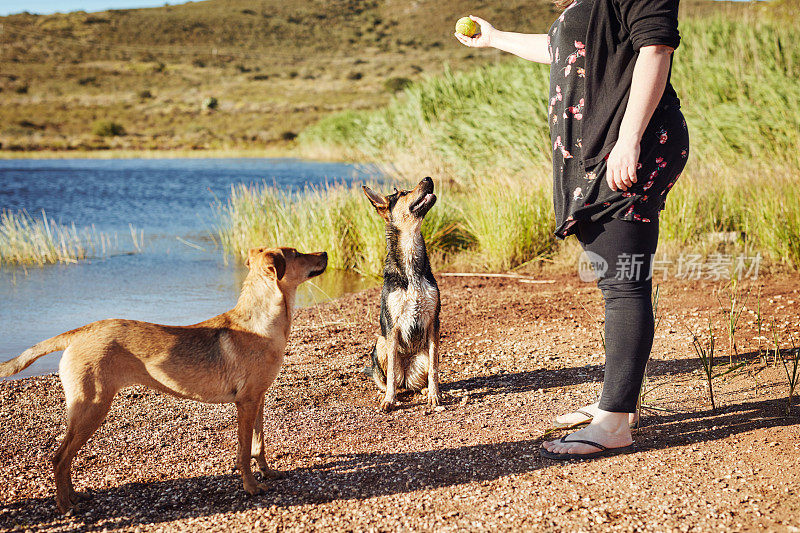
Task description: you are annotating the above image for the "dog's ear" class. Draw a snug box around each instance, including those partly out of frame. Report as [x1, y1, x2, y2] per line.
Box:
[362, 185, 388, 211]
[264, 250, 286, 281]
[245, 247, 260, 268]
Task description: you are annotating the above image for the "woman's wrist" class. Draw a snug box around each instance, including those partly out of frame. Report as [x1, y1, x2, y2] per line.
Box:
[617, 130, 643, 146]
[483, 28, 502, 49]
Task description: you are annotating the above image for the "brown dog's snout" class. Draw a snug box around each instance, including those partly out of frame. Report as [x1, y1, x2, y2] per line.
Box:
[308, 251, 327, 278]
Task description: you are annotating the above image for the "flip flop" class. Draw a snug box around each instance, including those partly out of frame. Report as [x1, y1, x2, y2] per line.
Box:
[551, 408, 595, 429]
[552, 410, 641, 430]
[539, 436, 633, 461]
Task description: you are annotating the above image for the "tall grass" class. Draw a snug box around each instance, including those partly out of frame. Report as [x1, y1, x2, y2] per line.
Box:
[217, 182, 481, 275]
[0, 209, 111, 267]
[456, 183, 554, 271]
[217, 183, 384, 275]
[291, 13, 800, 272]
[215, 180, 558, 274]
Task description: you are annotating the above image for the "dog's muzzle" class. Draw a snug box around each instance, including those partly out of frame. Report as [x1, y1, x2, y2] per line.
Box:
[309, 252, 328, 278]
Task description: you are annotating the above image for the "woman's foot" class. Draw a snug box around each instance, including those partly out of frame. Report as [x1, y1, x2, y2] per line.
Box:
[555, 402, 638, 427]
[543, 409, 633, 457]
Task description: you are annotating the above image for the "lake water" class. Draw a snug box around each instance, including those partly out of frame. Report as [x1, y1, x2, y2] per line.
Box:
[0, 158, 380, 379]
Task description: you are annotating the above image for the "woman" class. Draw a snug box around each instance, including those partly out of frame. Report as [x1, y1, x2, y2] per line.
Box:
[455, 0, 688, 459]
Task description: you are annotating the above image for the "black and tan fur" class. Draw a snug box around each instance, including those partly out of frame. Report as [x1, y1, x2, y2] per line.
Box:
[0, 247, 327, 514]
[362, 177, 442, 412]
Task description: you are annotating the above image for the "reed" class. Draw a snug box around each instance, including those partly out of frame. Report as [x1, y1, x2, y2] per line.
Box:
[216, 182, 381, 275]
[780, 335, 800, 414]
[0, 209, 111, 267]
[303, 16, 800, 173]
[755, 287, 766, 365]
[687, 318, 719, 411]
[716, 280, 750, 365]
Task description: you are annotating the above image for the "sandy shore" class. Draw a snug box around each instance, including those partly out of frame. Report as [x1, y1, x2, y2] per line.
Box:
[1, 273, 799, 531]
[0, 147, 308, 161]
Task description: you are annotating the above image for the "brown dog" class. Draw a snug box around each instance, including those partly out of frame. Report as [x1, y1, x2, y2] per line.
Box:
[0, 246, 327, 514]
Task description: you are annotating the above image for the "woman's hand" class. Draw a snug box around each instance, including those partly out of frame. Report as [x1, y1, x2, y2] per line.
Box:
[606, 137, 641, 192]
[453, 16, 496, 48]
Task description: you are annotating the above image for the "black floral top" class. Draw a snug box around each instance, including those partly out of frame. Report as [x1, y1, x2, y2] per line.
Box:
[548, 0, 690, 239]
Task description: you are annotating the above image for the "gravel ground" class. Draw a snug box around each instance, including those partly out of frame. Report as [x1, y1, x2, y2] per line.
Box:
[1, 273, 799, 532]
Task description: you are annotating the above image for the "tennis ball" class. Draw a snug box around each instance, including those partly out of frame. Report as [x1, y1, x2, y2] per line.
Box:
[455, 17, 479, 37]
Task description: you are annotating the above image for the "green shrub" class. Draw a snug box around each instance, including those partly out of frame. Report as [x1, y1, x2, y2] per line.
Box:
[202, 96, 219, 110]
[91, 120, 126, 137]
[383, 76, 413, 93]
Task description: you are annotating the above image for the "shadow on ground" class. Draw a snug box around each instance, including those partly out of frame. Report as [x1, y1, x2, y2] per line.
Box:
[441, 350, 766, 401]
[2, 391, 796, 532]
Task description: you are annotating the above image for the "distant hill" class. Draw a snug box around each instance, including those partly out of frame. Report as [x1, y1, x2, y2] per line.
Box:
[0, 0, 750, 154]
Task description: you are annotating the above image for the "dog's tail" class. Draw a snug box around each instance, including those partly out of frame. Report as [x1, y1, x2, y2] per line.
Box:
[0, 329, 81, 378]
[360, 343, 386, 383]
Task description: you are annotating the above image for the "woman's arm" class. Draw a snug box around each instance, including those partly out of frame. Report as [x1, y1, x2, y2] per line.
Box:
[453, 16, 551, 65]
[605, 45, 674, 192]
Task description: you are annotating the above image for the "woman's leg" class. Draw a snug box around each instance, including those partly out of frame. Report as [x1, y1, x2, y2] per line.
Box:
[544, 215, 659, 455]
[584, 215, 659, 412]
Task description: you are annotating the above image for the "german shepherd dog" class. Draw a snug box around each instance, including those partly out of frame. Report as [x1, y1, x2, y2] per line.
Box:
[362, 177, 442, 412]
[0, 247, 327, 514]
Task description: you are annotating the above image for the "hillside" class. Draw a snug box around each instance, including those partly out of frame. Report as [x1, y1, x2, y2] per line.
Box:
[0, 0, 749, 154]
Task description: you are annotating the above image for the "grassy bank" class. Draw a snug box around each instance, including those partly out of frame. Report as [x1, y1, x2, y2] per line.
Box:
[0, 210, 112, 267]
[216, 10, 796, 274]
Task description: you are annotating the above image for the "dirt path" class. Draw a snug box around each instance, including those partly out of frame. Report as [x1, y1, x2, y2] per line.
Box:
[1, 273, 799, 531]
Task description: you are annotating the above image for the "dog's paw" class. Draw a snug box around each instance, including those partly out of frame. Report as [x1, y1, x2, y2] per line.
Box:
[427, 392, 442, 408]
[55, 495, 75, 515]
[258, 466, 284, 480]
[56, 501, 72, 515]
[70, 490, 90, 505]
[243, 481, 269, 496]
[379, 398, 396, 412]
